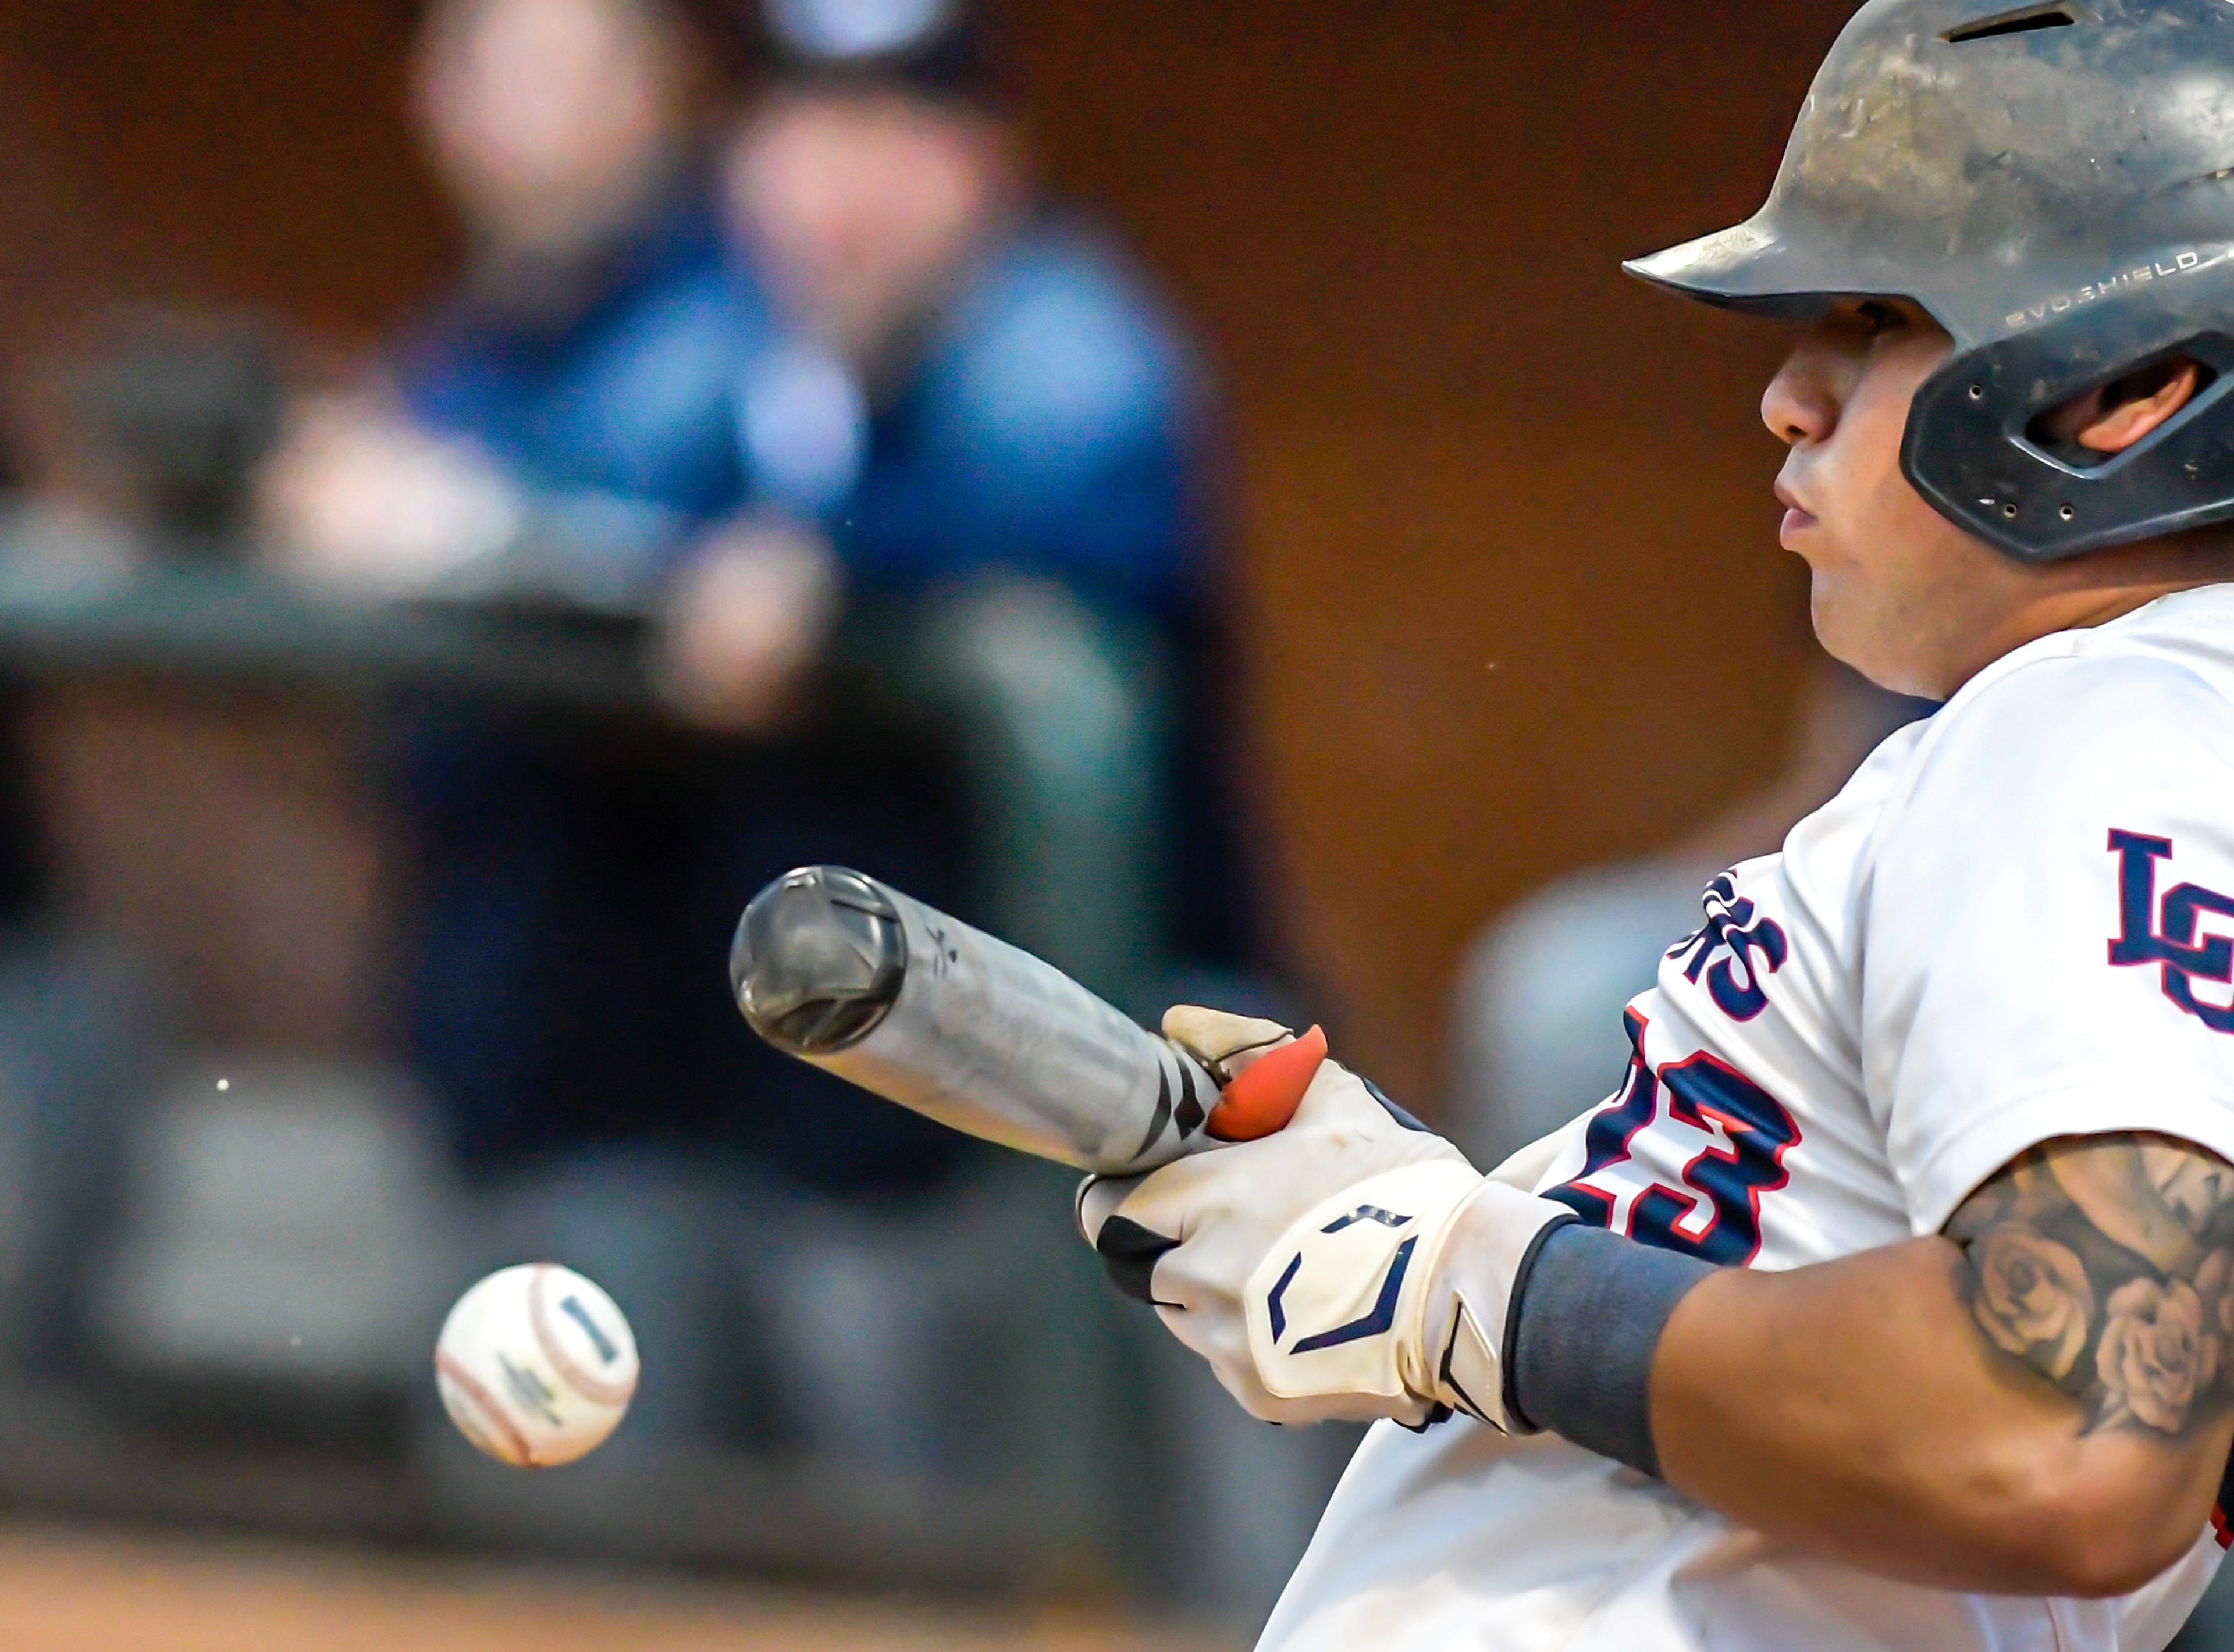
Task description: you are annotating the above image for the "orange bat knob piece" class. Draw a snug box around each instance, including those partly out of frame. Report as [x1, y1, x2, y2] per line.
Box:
[1205, 1024, 1329, 1142]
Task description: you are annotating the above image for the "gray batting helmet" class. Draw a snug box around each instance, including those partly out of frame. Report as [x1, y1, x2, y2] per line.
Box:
[1628, 0, 2234, 564]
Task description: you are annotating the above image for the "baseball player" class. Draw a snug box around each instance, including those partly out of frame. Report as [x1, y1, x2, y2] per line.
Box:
[1076, 2, 2234, 1647]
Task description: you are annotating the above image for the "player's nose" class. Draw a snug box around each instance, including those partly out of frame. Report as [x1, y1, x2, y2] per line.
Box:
[1762, 344, 1839, 450]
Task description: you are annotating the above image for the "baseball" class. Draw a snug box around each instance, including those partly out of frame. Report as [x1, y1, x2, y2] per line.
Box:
[433, 1263, 639, 1468]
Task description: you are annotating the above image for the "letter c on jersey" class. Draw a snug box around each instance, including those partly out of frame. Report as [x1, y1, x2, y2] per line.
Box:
[2108, 830, 2234, 1032]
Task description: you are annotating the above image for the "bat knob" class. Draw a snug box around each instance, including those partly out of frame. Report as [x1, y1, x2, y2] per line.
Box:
[731, 866, 908, 1056]
[1206, 1024, 1328, 1141]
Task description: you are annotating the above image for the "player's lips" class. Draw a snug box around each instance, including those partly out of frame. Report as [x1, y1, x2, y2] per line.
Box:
[1775, 479, 1818, 544]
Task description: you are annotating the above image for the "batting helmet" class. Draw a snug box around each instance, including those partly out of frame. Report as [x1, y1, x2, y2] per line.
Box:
[1628, 0, 2234, 564]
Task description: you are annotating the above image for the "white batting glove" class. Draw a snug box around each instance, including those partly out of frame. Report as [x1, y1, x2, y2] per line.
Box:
[1077, 1008, 1577, 1429]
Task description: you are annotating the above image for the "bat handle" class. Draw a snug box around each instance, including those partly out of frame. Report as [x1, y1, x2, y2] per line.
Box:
[1204, 1024, 1329, 1142]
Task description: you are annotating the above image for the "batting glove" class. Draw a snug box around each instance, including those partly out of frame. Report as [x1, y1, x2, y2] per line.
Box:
[1077, 1007, 1576, 1429]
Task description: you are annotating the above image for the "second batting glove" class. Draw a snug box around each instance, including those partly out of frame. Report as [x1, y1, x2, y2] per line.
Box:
[1077, 1007, 1576, 1430]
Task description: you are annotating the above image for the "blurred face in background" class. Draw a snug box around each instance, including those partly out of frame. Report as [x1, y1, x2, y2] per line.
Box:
[725, 86, 1018, 373]
[414, 0, 689, 265]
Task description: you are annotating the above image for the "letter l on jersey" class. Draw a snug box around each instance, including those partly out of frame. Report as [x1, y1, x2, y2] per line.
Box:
[2108, 830, 2234, 1032]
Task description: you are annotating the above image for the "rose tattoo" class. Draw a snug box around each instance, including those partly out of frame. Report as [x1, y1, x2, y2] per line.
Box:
[1970, 1227, 2094, 1383]
[1950, 1135, 2234, 1442]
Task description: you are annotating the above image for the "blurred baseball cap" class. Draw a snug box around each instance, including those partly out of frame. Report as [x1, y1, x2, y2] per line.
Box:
[696, 0, 1008, 105]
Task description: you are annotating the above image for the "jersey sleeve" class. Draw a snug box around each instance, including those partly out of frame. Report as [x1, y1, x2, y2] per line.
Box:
[1865, 650, 2234, 1234]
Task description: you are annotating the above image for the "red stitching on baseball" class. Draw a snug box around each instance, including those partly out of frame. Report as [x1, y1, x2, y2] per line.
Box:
[435, 1349, 536, 1467]
[528, 1264, 636, 1408]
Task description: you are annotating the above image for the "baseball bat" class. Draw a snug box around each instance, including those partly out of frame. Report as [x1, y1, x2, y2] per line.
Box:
[729, 866, 1324, 1174]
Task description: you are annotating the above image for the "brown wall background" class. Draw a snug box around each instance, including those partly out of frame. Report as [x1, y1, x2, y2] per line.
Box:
[0, 1, 1854, 1100]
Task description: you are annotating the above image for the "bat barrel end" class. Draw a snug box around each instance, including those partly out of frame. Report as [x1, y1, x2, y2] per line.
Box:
[731, 866, 909, 1056]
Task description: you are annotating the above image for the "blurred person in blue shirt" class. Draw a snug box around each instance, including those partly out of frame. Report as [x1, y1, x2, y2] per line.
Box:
[264, 0, 1270, 1533]
[266, 0, 1243, 1184]
[270, 0, 740, 603]
[664, 0, 1244, 996]
[269, 0, 951, 1200]
[673, 9, 1305, 1580]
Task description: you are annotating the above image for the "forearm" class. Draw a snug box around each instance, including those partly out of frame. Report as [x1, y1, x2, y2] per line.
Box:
[1648, 1237, 2229, 1594]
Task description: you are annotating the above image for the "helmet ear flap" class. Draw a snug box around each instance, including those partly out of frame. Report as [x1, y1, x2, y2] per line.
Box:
[1902, 282, 2234, 564]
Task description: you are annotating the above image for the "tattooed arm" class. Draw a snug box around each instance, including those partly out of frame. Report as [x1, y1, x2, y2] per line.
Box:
[1947, 1137, 2234, 1436]
[1644, 1133, 2234, 1596]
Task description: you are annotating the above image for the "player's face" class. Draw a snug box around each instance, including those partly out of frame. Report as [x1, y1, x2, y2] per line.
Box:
[1762, 300, 2039, 699]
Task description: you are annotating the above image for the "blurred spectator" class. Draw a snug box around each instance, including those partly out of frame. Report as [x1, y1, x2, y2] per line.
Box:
[1447, 661, 1933, 1170]
[261, 0, 963, 1507]
[258, 0, 1292, 1598]
[262, 0, 731, 603]
[691, 6, 1305, 1610]
[262, 0, 1246, 1190]
[674, 0, 1251, 997]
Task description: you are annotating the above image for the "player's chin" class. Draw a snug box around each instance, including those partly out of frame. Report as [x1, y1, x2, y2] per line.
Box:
[1804, 568, 1877, 674]
[1808, 576, 1929, 695]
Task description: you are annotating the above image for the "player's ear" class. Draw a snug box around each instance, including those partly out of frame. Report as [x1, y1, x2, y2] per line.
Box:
[2035, 358, 2204, 457]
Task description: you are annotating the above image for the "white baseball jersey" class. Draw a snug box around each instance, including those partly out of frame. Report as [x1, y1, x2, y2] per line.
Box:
[1262, 582, 2234, 1652]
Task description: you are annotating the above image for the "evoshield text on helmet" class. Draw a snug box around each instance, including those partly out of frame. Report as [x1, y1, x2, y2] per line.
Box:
[1628, 0, 2234, 564]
